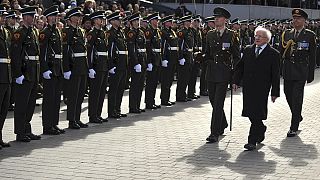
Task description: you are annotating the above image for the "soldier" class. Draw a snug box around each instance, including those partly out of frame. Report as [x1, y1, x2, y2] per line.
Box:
[176, 15, 194, 102]
[200, 16, 215, 96]
[107, 11, 128, 118]
[0, 5, 11, 148]
[87, 11, 109, 123]
[62, 8, 89, 129]
[11, 6, 41, 142]
[127, 13, 147, 114]
[160, 15, 178, 106]
[144, 12, 162, 110]
[280, 9, 316, 137]
[205, 7, 240, 143]
[40, 5, 65, 135]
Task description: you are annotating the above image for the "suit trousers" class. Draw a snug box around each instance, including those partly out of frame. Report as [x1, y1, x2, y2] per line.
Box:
[176, 63, 191, 100]
[200, 62, 208, 93]
[42, 76, 62, 128]
[248, 118, 266, 144]
[160, 64, 175, 103]
[129, 69, 146, 110]
[207, 81, 229, 136]
[108, 70, 127, 115]
[0, 84, 10, 135]
[284, 80, 305, 131]
[187, 62, 200, 97]
[66, 75, 87, 122]
[14, 80, 37, 135]
[88, 71, 108, 119]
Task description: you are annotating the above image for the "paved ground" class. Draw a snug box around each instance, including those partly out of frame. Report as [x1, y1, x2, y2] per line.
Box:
[1, 70, 320, 180]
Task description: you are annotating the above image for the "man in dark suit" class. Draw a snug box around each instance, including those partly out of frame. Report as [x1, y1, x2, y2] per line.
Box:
[279, 9, 316, 137]
[205, 7, 240, 143]
[233, 26, 280, 151]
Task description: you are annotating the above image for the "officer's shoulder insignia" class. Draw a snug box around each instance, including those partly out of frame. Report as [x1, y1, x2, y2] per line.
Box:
[87, 34, 92, 41]
[39, 33, 45, 41]
[178, 31, 183, 37]
[62, 32, 67, 42]
[128, 32, 134, 38]
[305, 29, 316, 36]
[105, 31, 110, 39]
[13, 32, 20, 40]
[145, 30, 151, 38]
[203, 29, 207, 34]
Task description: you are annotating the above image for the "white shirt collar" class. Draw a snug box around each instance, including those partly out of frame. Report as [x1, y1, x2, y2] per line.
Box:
[256, 43, 267, 52]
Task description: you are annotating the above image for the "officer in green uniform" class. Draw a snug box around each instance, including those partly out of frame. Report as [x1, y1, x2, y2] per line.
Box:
[176, 15, 194, 102]
[87, 11, 109, 124]
[40, 5, 65, 135]
[280, 9, 316, 137]
[0, 5, 11, 148]
[62, 7, 89, 129]
[12, 6, 41, 142]
[107, 11, 128, 118]
[160, 15, 178, 106]
[144, 12, 162, 110]
[205, 7, 240, 143]
[127, 13, 147, 114]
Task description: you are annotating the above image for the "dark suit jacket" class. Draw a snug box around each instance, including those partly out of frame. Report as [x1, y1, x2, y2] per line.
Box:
[233, 44, 280, 120]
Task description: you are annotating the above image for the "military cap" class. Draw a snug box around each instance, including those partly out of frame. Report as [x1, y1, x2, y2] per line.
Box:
[292, 8, 308, 19]
[66, 7, 82, 19]
[81, 14, 91, 24]
[213, 7, 230, 19]
[128, 12, 140, 22]
[231, 18, 240, 24]
[43, 5, 59, 17]
[19, 6, 38, 16]
[6, 10, 17, 18]
[193, 14, 201, 22]
[204, 16, 215, 23]
[89, 10, 105, 20]
[106, 11, 121, 21]
[146, 12, 160, 21]
[180, 15, 192, 23]
[161, 15, 173, 23]
[0, 4, 8, 15]
[142, 16, 148, 22]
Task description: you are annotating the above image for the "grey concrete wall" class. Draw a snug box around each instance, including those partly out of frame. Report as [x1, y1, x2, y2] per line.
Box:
[160, 3, 320, 20]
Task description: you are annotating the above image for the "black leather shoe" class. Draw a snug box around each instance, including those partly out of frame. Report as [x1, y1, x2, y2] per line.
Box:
[161, 101, 173, 106]
[186, 97, 192, 101]
[200, 91, 209, 96]
[139, 109, 146, 112]
[16, 134, 31, 142]
[0, 140, 10, 147]
[77, 121, 89, 128]
[287, 130, 297, 137]
[257, 126, 267, 143]
[206, 135, 218, 143]
[27, 133, 41, 140]
[68, 121, 81, 129]
[98, 117, 109, 122]
[146, 104, 157, 109]
[119, 113, 127, 117]
[244, 143, 256, 151]
[129, 109, 141, 114]
[43, 127, 60, 135]
[89, 118, 103, 124]
[108, 113, 121, 119]
[53, 125, 65, 134]
[155, 104, 161, 109]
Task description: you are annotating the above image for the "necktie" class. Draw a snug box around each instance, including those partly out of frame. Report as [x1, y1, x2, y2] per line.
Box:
[255, 46, 261, 58]
[294, 30, 299, 39]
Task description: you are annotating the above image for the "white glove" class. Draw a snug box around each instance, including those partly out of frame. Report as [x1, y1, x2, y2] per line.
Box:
[109, 67, 116, 74]
[63, 71, 71, 80]
[162, 60, 168, 67]
[88, 69, 96, 79]
[134, 64, 142, 73]
[43, 70, 52, 80]
[179, 58, 185, 65]
[15, 75, 25, 84]
[147, 63, 153, 71]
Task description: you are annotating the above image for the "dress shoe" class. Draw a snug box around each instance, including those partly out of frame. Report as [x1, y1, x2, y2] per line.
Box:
[68, 121, 81, 129]
[257, 126, 267, 143]
[155, 104, 161, 108]
[108, 113, 121, 119]
[186, 97, 192, 101]
[200, 91, 209, 96]
[16, 134, 31, 142]
[139, 109, 146, 112]
[146, 104, 157, 110]
[98, 117, 109, 122]
[161, 101, 173, 106]
[0, 140, 10, 147]
[43, 127, 60, 135]
[89, 118, 103, 124]
[27, 133, 41, 140]
[129, 109, 141, 114]
[287, 130, 297, 137]
[77, 121, 89, 128]
[119, 113, 127, 117]
[244, 143, 256, 151]
[206, 135, 219, 143]
[53, 125, 65, 134]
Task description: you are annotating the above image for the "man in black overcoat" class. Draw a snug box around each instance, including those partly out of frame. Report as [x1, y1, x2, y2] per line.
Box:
[233, 26, 280, 151]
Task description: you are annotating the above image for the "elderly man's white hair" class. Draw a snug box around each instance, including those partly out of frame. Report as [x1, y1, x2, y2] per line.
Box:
[254, 26, 272, 43]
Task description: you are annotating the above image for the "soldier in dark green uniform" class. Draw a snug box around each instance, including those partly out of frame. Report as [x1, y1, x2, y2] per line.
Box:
[176, 15, 194, 102]
[160, 15, 178, 106]
[40, 5, 65, 135]
[12, 6, 41, 142]
[144, 12, 162, 110]
[107, 11, 128, 119]
[127, 13, 147, 114]
[280, 9, 316, 137]
[205, 7, 240, 143]
[86, 11, 109, 124]
[0, 5, 11, 148]
[200, 16, 215, 97]
[62, 8, 89, 129]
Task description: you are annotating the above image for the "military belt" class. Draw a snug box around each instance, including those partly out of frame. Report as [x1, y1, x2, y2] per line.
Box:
[168, 47, 179, 51]
[187, 48, 193, 52]
[195, 47, 202, 51]
[25, 56, 39, 61]
[96, 52, 108, 56]
[73, 53, 87, 58]
[152, 49, 161, 53]
[0, 58, 10, 63]
[137, 49, 146, 53]
[53, 54, 63, 59]
[116, 51, 128, 55]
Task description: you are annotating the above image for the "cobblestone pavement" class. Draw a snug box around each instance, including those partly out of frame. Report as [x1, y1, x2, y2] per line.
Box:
[1, 70, 320, 180]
